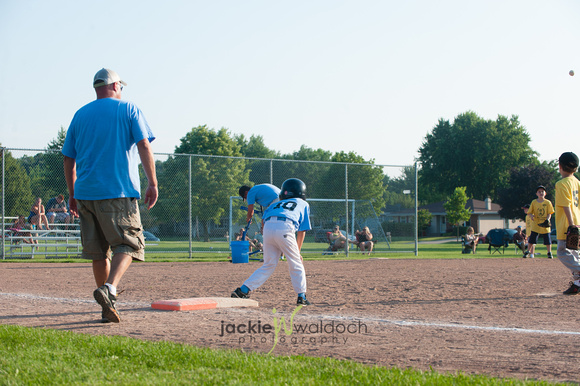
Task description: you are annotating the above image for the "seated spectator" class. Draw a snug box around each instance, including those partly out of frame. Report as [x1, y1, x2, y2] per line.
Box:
[234, 228, 246, 242]
[235, 228, 262, 252]
[7, 215, 36, 245]
[513, 225, 528, 254]
[27, 197, 50, 230]
[350, 226, 374, 254]
[252, 232, 263, 251]
[327, 225, 347, 251]
[46, 194, 71, 224]
[463, 226, 479, 254]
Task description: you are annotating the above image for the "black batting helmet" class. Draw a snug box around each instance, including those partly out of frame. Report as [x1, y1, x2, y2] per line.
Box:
[279, 178, 306, 200]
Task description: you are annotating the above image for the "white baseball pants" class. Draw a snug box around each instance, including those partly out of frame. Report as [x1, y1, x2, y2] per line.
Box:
[557, 240, 580, 281]
[243, 218, 307, 294]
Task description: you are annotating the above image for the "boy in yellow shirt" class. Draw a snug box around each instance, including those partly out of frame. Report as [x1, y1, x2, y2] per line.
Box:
[527, 185, 554, 258]
[554, 152, 580, 295]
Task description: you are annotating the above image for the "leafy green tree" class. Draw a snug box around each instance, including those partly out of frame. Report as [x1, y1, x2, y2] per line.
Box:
[444, 187, 472, 240]
[328, 151, 386, 211]
[235, 134, 279, 184]
[20, 128, 68, 201]
[235, 134, 279, 159]
[497, 162, 560, 220]
[418, 111, 537, 203]
[304, 151, 386, 227]
[152, 125, 249, 241]
[417, 209, 432, 236]
[1, 147, 33, 216]
[287, 146, 333, 162]
[383, 166, 416, 209]
[275, 145, 334, 197]
[383, 189, 414, 209]
[46, 127, 67, 150]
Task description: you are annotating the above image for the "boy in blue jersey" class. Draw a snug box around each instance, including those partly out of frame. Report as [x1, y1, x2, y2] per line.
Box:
[238, 183, 280, 224]
[232, 178, 312, 306]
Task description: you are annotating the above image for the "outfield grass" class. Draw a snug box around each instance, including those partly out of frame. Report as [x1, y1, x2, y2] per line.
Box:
[0, 325, 562, 385]
[1, 238, 522, 262]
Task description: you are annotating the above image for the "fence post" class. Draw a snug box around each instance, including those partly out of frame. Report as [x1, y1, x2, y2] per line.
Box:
[1, 147, 4, 259]
[415, 161, 419, 256]
[229, 196, 233, 244]
[189, 155, 193, 258]
[351, 199, 355, 240]
[345, 164, 349, 258]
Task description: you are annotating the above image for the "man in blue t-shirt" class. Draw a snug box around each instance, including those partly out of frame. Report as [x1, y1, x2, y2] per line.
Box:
[238, 183, 281, 224]
[232, 178, 312, 306]
[63, 68, 158, 323]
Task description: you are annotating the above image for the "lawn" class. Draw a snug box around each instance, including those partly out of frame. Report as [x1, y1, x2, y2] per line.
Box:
[0, 325, 560, 385]
[2, 237, 523, 262]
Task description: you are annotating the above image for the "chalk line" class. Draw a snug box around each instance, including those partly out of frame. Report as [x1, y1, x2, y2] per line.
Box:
[2, 292, 580, 336]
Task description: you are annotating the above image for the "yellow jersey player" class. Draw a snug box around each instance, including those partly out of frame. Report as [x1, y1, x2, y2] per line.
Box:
[527, 185, 554, 258]
[554, 152, 580, 294]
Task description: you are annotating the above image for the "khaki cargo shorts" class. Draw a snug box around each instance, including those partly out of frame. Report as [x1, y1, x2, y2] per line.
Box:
[77, 198, 145, 261]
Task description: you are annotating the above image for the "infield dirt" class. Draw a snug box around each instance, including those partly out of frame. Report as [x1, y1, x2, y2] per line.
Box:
[1, 258, 579, 383]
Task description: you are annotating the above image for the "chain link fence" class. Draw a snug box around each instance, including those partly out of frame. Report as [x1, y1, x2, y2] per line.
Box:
[1, 147, 417, 259]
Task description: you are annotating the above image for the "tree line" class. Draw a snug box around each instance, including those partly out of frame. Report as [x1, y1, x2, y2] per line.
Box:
[418, 111, 566, 222]
[2, 126, 407, 240]
[3, 110, 568, 236]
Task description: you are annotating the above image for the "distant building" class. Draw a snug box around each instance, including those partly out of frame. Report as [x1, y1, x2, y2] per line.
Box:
[383, 197, 525, 236]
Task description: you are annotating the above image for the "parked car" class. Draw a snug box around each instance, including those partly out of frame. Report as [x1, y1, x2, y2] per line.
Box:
[143, 231, 160, 242]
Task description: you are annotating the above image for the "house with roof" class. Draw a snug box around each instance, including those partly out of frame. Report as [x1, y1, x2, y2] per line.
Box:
[383, 197, 525, 236]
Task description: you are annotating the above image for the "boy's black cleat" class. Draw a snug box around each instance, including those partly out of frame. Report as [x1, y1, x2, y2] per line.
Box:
[563, 282, 580, 295]
[547, 252, 553, 259]
[231, 287, 250, 299]
[297, 296, 311, 306]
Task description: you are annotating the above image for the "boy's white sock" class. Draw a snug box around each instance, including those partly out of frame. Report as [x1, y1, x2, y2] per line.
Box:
[530, 254, 534, 258]
[574, 280, 580, 287]
[104, 283, 117, 296]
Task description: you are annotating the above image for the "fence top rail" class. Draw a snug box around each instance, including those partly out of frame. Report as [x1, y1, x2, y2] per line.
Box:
[3, 228, 79, 234]
[231, 197, 356, 203]
[5, 236, 79, 241]
[306, 198, 357, 203]
[3, 147, 413, 169]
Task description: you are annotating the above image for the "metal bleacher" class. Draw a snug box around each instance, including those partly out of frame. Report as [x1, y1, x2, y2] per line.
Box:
[2, 218, 82, 259]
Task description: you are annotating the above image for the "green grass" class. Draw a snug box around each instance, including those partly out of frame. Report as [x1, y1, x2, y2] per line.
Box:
[0, 325, 563, 385]
[1, 238, 521, 262]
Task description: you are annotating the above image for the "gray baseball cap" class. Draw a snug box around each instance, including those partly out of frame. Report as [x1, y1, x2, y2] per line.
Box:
[93, 68, 127, 88]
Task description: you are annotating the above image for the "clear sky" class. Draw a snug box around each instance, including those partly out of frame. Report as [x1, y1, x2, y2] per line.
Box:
[1, 0, 579, 167]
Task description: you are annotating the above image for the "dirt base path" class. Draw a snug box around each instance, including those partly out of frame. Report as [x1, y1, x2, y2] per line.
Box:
[1, 258, 579, 383]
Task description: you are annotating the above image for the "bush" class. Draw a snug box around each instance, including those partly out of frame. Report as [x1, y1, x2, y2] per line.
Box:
[443, 226, 468, 237]
[382, 221, 414, 237]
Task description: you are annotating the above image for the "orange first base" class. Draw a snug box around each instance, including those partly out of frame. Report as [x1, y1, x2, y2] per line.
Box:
[151, 298, 219, 311]
[151, 297, 259, 311]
